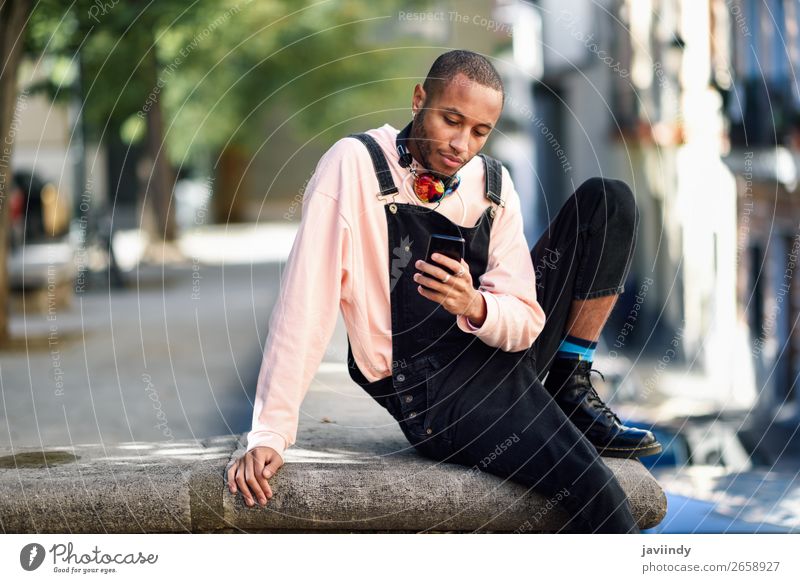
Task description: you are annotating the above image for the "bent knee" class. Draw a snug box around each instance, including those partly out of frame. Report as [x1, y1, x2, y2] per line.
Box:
[577, 177, 638, 228]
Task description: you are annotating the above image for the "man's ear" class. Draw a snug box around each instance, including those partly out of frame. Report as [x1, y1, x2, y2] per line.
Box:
[412, 83, 426, 114]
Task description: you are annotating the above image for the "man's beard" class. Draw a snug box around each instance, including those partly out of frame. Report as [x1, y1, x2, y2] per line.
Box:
[409, 110, 458, 182]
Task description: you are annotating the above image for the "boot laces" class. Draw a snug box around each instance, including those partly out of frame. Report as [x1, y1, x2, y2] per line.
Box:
[585, 368, 622, 425]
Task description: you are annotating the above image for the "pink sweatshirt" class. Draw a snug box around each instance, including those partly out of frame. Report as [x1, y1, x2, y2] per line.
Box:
[246, 123, 546, 461]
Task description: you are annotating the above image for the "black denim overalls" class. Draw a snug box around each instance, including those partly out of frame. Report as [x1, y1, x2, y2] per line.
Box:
[344, 132, 639, 534]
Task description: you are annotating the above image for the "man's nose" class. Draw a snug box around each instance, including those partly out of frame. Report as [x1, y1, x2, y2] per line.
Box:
[449, 130, 469, 156]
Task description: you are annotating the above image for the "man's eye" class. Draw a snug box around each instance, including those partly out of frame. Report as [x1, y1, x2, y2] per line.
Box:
[444, 118, 458, 126]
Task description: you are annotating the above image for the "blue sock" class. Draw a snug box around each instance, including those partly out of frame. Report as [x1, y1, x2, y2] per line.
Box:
[555, 334, 597, 362]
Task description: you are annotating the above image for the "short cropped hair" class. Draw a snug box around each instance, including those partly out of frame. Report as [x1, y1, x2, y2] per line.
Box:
[422, 49, 505, 104]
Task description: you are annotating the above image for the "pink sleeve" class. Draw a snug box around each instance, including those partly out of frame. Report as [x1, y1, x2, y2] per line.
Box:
[456, 167, 546, 351]
[246, 144, 353, 462]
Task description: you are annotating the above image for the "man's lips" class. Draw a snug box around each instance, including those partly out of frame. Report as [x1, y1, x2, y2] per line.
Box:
[440, 153, 463, 168]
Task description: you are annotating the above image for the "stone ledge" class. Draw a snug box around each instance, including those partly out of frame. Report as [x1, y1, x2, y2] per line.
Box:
[0, 435, 666, 533]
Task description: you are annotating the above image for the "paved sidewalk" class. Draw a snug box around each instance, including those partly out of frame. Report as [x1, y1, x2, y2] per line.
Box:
[0, 223, 305, 450]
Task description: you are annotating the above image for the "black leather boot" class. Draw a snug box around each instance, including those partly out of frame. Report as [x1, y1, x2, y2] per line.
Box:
[544, 358, 663, 459]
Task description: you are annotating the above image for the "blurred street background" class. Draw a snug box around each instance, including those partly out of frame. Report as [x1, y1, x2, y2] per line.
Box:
[1, 0, 799, 532]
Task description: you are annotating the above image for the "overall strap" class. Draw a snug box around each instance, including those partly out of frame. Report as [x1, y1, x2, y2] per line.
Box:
[478, 153, 504, 207]
[349, 131, 504, 207]
[347, 133, 398, 196]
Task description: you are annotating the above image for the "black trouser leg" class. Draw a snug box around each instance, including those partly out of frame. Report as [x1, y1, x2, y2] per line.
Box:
[529, 177, 639, 378]
[435, 344, 640, 533]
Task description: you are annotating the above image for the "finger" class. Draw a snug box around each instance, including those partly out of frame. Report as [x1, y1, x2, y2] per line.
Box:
[244, 455, 268, 506]
[418, 284, 444, 301]
[226, 461, 238, 493]
[260, 476, 273, 500]
[416, 260, 451, 283]
[234, 460, 251, 504]
[422, 257, 452, 280]
[255, 463, 273, 500]
[456, 260, 472, 285]
[415, 258, 450, 280]
[418, 285, 450, 306]
[415, 259, 435, 275]
[419, 269, 465, 299]
[431, 253, 461, 273]
[260, 460, 282, 499]
[263, 456, 283, 479]
[413, 272, 444, 292]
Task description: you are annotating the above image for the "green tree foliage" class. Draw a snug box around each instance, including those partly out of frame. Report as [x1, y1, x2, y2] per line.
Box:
[26, 0, 433, 166]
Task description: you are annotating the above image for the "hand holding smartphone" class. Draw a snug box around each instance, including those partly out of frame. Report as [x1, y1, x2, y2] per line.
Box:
[420, 234, 465, 290]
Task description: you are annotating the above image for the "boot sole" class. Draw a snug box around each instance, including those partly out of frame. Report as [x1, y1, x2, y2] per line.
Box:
[594, 441, 664, 459]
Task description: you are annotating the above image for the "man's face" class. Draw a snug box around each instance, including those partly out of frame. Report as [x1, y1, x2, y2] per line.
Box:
[410, 72, 503, 179]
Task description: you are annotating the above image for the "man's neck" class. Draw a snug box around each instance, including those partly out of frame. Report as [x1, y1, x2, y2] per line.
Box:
[404, 128, 425, 169]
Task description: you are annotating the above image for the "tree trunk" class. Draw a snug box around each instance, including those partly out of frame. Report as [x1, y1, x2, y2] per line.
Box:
[142, 48, 177, 243]
[0, 0, 32, 347]
[214, 143, 249, 225]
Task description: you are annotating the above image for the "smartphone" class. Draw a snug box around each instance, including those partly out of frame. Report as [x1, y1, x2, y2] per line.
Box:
[422, 234, 465, 286]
